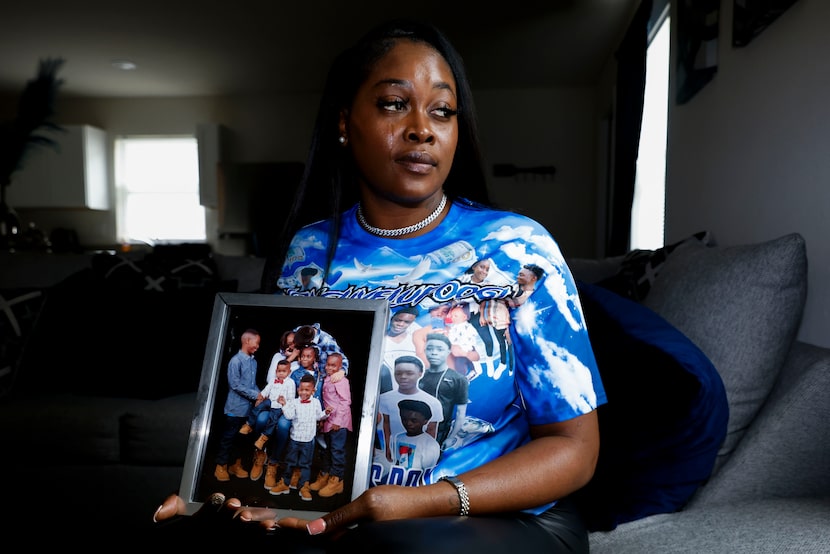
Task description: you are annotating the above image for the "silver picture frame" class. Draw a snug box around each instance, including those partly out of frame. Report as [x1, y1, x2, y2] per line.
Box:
[179, 292, 389, 520]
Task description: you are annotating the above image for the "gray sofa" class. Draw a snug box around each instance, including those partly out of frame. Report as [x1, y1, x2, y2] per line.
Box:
[1, 234, 827, 551]
[568, 232, 830, 553]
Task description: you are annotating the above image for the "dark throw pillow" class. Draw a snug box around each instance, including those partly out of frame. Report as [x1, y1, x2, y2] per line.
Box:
[91, 244, 220, 292]
[571, 281, 728, 532]
[596, 231, 713, 301]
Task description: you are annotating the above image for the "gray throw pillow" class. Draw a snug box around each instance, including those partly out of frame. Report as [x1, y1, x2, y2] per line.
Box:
[642, 233, 807, 472]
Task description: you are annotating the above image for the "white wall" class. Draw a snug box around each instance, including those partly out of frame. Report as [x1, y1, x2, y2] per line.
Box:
[666, 0, 829, 347]
[7, 87, 600, 259]
[476, 87, 599, 259]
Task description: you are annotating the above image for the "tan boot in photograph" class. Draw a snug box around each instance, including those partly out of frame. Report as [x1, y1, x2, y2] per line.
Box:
[299, 481, 312, 501]
[254, 433, 269, 450]
[264, 462, 278, 489]
[289, 467, 301, 489]
[228, 458, 249, 478]
[318, 475, 343, 497]
[214, 464, 230, 482]
[238, 423, 253, 435]
[269, 480, 290, 496]
[250, 450, 267, 481]
[309, 471, 329, 491]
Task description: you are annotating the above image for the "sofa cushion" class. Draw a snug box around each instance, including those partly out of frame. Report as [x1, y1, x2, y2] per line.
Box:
[642, 233, 807, 471]
[0, 394, 130, 463]
[121, 392, 196, 465]
[91, 243, 220, 292]
[572, 281, 728, 531]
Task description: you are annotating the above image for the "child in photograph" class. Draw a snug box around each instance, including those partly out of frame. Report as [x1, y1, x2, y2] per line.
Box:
[264, 344, 324, 490]
[238, 359, 296, 452]
[213, 328, 261, 482]
[268, 374, 330, 501]
[310, 352, 351, 497]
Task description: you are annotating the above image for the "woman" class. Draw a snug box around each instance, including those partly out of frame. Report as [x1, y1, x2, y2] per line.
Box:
[153, 18, 605, 553]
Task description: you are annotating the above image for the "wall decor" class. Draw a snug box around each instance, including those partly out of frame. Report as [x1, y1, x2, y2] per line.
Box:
[732, 0, 799, 47]
[676, 0, 720, 105]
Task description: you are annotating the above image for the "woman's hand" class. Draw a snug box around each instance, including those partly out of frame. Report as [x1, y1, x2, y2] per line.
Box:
[152, 492, 298, 534]
[303, 484, 429, 535]
[152, 484, 451, 538]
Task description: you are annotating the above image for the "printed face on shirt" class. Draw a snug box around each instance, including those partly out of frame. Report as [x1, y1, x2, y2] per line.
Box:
[325, 354, 343, 375]
[388, 311, 417, 337]
[297, 381, 315, 401]
[393, 361, 423, 393]
[424, 338, 451, 367]
[449, 305, 469, 324]
[471, 259, 490, 283]
[400, 408, 428, 436]
[516, 267, 538, 288]
[275, 363, 291, 380]
[299, 346, 317, 370]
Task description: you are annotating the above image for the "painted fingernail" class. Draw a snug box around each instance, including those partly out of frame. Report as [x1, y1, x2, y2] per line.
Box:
[152, 505, 163, 523]
[307, 518, 326, 535]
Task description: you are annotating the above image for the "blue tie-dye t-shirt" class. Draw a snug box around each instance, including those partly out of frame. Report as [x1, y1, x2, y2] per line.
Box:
[275, 199, 606, 514]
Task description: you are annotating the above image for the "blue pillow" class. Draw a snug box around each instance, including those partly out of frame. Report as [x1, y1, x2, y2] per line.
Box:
[571, 281, 728, 531]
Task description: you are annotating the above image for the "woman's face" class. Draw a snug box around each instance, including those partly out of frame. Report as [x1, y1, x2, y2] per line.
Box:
[343, 40, 458, 205]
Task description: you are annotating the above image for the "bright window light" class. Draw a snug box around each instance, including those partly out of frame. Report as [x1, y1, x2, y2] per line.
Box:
[630, 11, 670, 251]
[114, 136, 206, 245]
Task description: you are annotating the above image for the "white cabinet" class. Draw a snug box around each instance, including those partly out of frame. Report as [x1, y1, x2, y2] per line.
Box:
[7, 124, 109, 210]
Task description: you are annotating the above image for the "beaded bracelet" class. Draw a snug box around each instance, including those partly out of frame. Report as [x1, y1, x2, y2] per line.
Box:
[439, 475, 470, 516]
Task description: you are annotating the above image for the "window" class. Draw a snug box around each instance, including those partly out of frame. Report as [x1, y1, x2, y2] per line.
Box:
[114, 135, 206, 245]
[630, 4, 670, 251]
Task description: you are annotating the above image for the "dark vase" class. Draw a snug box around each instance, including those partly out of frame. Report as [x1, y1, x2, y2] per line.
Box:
[0, 188, 21, 252]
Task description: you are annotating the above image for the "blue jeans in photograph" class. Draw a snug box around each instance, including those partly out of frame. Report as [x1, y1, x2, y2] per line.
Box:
[251, 401, 283, 437]
[320, 427, 348, 478]
[216, 415, 246, 466]
[281, 438, 315, 486]
[266, 413, 293, 465]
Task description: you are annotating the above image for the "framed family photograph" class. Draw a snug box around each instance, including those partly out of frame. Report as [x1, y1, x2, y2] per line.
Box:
[178, 292, 389, 520]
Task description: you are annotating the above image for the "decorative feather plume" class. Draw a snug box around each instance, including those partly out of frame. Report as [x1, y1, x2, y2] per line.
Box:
[0, 57, 66, 188]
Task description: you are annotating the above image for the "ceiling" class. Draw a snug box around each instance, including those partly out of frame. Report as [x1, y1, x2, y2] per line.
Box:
[0, 0, 638, 99]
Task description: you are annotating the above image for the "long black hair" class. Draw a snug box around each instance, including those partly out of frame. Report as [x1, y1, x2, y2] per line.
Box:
[261, 19, 491, 293]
